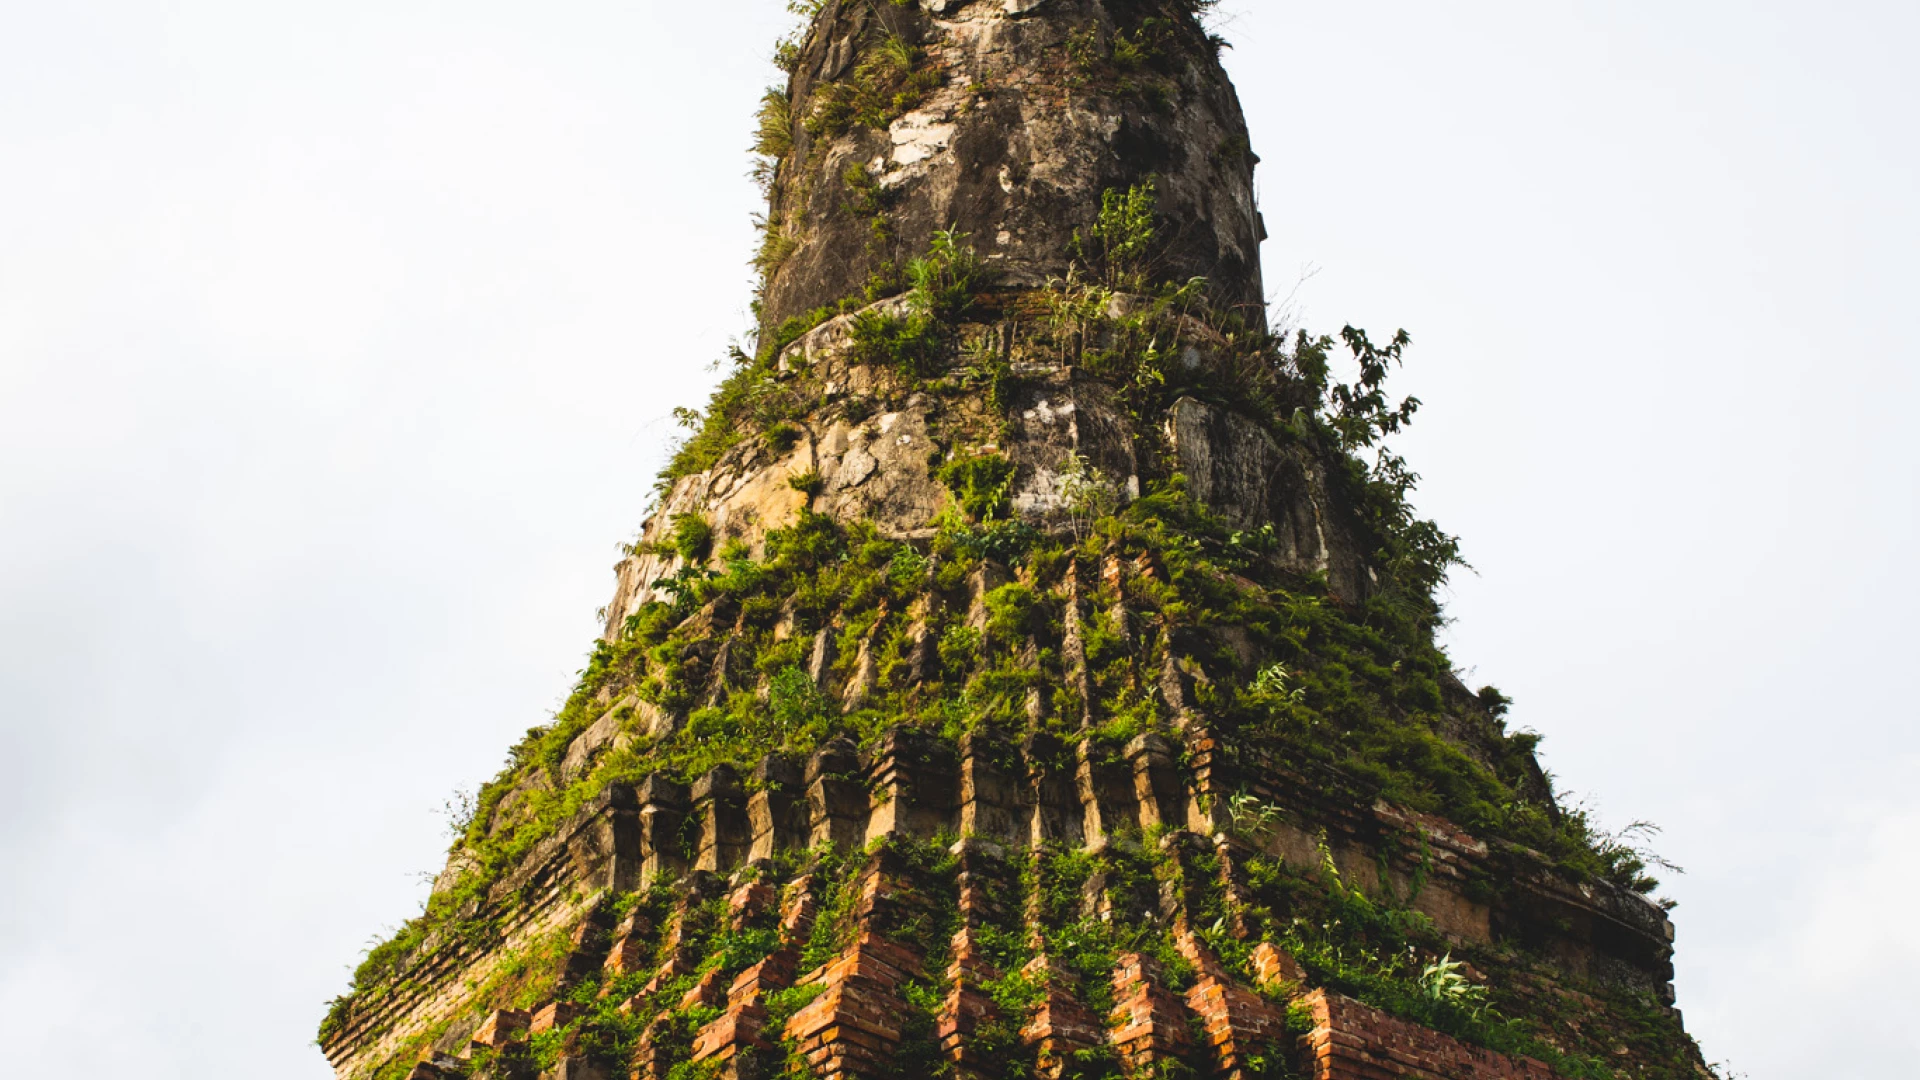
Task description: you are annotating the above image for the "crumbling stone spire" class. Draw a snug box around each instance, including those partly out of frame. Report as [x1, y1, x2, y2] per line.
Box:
[758, 0, 1267, 335]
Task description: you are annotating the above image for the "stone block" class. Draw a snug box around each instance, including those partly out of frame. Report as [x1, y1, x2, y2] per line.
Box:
[781, 876, 820, 938]
[865, 727, 958, 842]
[1020, 955, 1105, 1080]
[1300, 990, 1571, 1080]
[784, 931, 926, 1076]
[727, 880, 778, 929]
[748, 754, 808, 861]
[957, 732, 1021, 843]
[530, 1001, 583, 1035]
[550, 1057, 609, 1080]
[603, 932, 651, 977]
[807, 738, 869, 849]
[636, 774, 690, 880]
[471, 1008, 531, 1049]
[1109, 951, 1194, 1071]
[692, 765, 750, 873]
[964, 560, 1011, 631]
[560, 698, 634, 783]
[1074, 739, 1137, 849]
[1129, 733, 1188, 833]
[1251, 942, 1306, 989]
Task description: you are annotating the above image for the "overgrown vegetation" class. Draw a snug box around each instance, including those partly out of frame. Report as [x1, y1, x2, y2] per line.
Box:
[803, 27, 942, 140]
[1064, 2, 1229, 104]
[326, 6, 1699, 1076]
[664, 227, 987, 495]
[335, 820, 1703, 1080]
[1238, 845, 1700, 1078]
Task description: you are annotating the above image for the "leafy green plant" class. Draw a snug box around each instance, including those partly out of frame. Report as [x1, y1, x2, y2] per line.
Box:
[1057, 451, 1119, 542]
[668, 514, 714, 564]
[1078, 179, 1161, 288]
[767, 665, 831, 741]
[1063, 16, 1190, 104]
[906, 227, 984, 318]
[841, 159, 883, 213]
[804, 30, 941, 139]
[788, 469, 825, 499]
[1226, 791, 1284, 843]
[1249, 663, 1307, 708]
[1229, 523, 1280, 556]
[1417, 953, 1489, 1018]
[750, 87, 792, 193]
[848, 308, 941, 379]
[937, 451, 1017, 521]
[753, 210, 801, 287]
[773, 2, 825, 75]
[765, 421, 803, 454]
[982, 582, 1038, 646]
[1561, 804, 1684, 896]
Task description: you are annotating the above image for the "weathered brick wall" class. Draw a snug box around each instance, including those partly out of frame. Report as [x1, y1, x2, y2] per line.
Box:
[330, 711, 1681, 1080]
[322, 786, 639, 1078]
[1301, 990, 1562, 1080]
[384, 852, 1603, 1080]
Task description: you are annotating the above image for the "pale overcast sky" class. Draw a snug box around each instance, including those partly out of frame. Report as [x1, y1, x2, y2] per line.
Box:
[2, 2, 1913, 1076]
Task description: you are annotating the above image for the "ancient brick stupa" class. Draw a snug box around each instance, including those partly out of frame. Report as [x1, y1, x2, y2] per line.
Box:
[321, 3, 1709, 1079]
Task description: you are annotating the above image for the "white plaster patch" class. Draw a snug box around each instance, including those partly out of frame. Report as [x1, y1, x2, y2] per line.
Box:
[1012, 464, 1069, 515]
[1022, 397, 1076, 425]
[889, 110, 956, 169]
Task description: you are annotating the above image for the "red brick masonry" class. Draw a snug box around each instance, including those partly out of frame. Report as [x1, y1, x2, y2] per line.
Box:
[1302, 991, 1562, 1080]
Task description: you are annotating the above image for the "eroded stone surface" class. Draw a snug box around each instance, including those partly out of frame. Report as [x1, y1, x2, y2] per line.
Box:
[601, 319, 1376, 637]
[760, 0, 1266, 338]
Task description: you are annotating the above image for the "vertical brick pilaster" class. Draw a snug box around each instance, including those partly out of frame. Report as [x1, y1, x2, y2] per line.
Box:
[1019, 954, 1106, 1080]
[1128, 734, 1189, 834]
[692, 766, 750, 874]
[783, 932, 925, 1079]
[1076, 740, 1138, 850]
[865, 727, 958, 842]
[958, 731, 1021, 843]
[636, 774, 690, 883]
[1177, 929, 1291, 1080]
[1108, 951, 1193, 1074]
[938, 925, 1005, 1079]
[806, 739, 868, 850]
[747, 755, 807, 863]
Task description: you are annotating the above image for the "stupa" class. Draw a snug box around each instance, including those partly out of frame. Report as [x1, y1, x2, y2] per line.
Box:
[320, 3, 1708, 1079]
